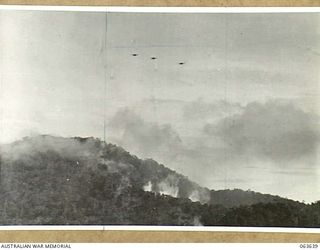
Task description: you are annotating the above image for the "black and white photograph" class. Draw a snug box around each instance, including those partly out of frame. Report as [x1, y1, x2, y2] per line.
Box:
[0, 7, 319, 227]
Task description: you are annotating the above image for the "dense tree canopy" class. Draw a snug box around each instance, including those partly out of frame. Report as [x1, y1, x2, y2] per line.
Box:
[0, 135, 318, 227]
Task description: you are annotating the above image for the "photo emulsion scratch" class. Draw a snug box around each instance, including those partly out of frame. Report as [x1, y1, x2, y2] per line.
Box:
[0, 9, 319, 227]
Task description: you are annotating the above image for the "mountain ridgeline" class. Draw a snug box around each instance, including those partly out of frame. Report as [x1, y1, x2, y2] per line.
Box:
[0, 135, 319, 226]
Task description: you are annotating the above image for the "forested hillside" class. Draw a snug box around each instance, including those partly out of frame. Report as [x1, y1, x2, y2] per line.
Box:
[0, 135, 318, 226]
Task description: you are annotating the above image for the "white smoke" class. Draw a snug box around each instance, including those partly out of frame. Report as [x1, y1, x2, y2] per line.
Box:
[189, 190, 200, 202]
[158, 181, 179, 197]
[193, 216, 203, 226]
[157, 174, 180, 197]
[143, 181, 152, 192]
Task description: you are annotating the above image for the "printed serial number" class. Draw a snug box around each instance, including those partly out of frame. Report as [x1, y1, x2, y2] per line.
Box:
[300, 244, 319, 249]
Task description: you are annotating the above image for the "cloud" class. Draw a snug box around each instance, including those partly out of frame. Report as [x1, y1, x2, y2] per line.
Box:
[108, 108, 183, 161]
[104, 102, 320, 202]
[204, 100, 319, 162]
[1, 135, 103, 164]
[182, 98, 243, 122]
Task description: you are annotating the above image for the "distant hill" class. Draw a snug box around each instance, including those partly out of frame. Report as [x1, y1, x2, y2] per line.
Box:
[209, 189, 300, 208]
[0, 135, 318, 226]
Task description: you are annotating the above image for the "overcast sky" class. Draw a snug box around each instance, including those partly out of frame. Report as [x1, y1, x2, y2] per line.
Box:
[0, 10, 319, 202]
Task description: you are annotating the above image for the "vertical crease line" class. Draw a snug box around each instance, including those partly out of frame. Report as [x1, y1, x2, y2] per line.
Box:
[224, 14, 229, 190]
[103, 11, 108, 144]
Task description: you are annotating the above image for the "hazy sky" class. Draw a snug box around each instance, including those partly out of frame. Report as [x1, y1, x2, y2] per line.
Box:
[0, 10, 319, 202]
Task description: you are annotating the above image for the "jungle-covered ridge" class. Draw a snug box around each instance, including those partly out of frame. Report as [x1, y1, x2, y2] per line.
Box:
[0, 135, 318, 227]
